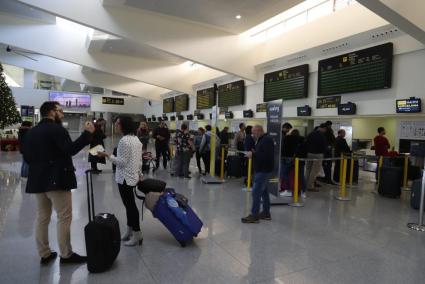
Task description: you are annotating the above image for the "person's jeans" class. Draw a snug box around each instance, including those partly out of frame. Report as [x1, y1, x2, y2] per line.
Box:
[195, 150, 202, 173]
[202, 152, 210, 174]
[251, 172, 272, 216]
[21, 160, 29, 177]
[35, 191, 73, 258]
[118, 181, 140, 232]
[306, 153, 324, 189]
[280, 159, 292, 190]
[155, 144, 168, 168]
[299, 162, 307, 193]
[177, 151, 192, 177]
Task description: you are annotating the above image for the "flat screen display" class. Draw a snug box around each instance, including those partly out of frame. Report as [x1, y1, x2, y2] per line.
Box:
[175, 94, 189, 112]
[163, 97, 175, 113]
[49, 92, 91, 108]
[264, 64, 308, 102]
[318, 43, 393, 96]
[196, 87, 216, 109]
[396, 98, 421, 113]
[218, 80, 244, 107]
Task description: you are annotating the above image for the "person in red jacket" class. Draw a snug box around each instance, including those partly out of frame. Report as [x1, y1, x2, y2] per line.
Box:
[373, 127, 390, 156]
[373, 127, 390, 182]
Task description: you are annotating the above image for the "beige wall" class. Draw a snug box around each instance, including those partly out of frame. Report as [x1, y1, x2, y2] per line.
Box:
[352, 117, 398, 149]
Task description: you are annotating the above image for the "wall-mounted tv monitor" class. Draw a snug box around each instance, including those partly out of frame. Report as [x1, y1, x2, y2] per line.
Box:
[49, 91, 91, 108]
[396, 98, 421, 113]
[318, 43, 393, 96]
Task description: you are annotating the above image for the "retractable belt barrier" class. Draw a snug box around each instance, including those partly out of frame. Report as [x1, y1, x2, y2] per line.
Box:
[221, 149, 412, 206]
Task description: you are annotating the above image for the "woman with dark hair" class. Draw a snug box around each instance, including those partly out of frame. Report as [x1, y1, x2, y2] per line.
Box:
[88, 121, 106, 173]
[98, 116, 143, 246]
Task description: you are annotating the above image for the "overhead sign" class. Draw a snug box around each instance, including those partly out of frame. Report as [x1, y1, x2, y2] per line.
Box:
[316, 96, 341, 109]
[102, 97, 124, 105]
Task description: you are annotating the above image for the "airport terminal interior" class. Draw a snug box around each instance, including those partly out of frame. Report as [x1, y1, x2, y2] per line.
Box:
[1, 0, 425, 283]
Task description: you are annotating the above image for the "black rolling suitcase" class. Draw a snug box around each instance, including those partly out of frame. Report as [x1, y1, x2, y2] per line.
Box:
[227, 156, 243, 178]
[378, 166, 402, 198]
[84, 170, 120, 273]
[411, 179, 425, 210]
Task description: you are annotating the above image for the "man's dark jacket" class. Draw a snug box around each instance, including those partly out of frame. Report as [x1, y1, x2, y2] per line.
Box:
[253, 134, 274, 173]
[23, 118, 91, 193]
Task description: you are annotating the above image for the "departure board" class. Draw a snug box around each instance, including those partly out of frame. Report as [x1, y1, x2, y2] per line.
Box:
[163, 97, 175, 113]
[264, 64, 308, 102]
[196, 87, 216, 109]
[175, 94, 189, 112]
[218, 80, 245, 107]
[318, 43, 393, 96]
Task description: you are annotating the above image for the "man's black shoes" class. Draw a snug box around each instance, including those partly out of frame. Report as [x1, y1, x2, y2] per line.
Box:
[241, 214, 260, 223]
[60, 253, 87, 264]
[40, 251, 57, 265]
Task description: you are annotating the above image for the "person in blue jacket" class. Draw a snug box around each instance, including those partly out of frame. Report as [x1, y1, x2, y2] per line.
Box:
[242, 125, 274, 223]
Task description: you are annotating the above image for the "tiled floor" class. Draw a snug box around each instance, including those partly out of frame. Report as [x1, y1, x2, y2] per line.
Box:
[1, 142, 425, 284]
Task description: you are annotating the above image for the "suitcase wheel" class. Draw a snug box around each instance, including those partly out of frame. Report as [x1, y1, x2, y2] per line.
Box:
[179, 241, 186, 247]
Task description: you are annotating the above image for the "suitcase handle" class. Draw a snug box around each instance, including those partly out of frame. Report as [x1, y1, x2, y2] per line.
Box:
[85, 169, 96, 222]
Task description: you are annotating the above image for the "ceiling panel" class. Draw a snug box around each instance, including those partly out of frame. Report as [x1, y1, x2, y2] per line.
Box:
[98, 38, 185, 64]
[122, 0, 304, 33]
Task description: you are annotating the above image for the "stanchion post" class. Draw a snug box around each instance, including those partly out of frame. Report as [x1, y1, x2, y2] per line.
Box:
[220, 146, 225, 180]
[402, 155, 410, 191]
[336, 158, 350, 201]
[339, 154, 344, 184]
[290, 158, 304, 207]
[247, 157, 253, 189]
[407, 169, 425, 232]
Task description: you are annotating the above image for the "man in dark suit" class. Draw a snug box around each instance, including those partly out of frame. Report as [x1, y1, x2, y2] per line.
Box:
[23, 101, 94, 265]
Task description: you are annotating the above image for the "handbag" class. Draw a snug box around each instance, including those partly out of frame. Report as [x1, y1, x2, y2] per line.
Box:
[137, 178, 166, 194]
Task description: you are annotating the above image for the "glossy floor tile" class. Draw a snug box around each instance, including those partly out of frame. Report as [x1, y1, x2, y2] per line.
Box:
[1, 142, 425, 284]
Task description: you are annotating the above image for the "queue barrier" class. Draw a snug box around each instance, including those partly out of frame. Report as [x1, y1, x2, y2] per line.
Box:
[220, 150, 412, 207]
[289, 154, 413, 205]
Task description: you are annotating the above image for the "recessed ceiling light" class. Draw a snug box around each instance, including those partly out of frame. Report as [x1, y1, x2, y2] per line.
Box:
[236, 15, 242, 20]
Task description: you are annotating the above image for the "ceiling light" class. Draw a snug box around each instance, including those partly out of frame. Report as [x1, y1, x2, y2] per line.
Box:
[235, 15, 242, 20]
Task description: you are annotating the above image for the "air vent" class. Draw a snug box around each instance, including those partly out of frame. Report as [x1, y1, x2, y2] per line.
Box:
[371, 28, 399, 39]
[322, 42, 349, 53]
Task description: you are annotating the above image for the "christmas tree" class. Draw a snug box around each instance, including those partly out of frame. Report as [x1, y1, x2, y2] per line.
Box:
[0, 63, 21, 129]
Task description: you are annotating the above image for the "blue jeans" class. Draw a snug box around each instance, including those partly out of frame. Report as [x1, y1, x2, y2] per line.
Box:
[251, 172, 272, 216]
[280, 159, 292, 190]
[21, 160, 29, 178]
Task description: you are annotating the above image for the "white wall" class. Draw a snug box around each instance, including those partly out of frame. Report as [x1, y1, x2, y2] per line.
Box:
[90, 94, 145, 114]
[11, 87, 146, 115]
[144, 48, 425, 120]
[11, 87, 49, 108]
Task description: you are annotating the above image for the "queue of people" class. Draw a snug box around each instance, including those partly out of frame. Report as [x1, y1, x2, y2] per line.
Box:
[21, 101, 394, 267]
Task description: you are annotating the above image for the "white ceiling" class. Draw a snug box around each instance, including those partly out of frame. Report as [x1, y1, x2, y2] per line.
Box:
[121, 0, 304, 33]
[99, 38, 185, 64]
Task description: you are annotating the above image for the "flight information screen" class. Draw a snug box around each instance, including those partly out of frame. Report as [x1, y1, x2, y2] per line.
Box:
[175, 94, 189, 112]
[163, 97, 175, 113]
[318, 42, 393, 96]
[218, 80, 245, 107]
[264, 64, 308, 102]
[196, 87, 216, 109]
